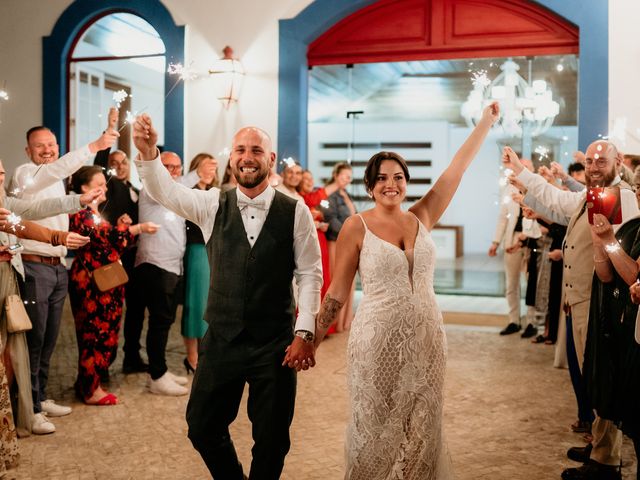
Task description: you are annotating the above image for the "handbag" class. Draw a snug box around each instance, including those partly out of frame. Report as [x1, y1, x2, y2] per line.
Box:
[5, 294, 32, 333]
[92, 261, 129, 292]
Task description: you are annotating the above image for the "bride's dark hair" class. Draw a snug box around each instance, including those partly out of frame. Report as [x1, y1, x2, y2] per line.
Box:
[363, 151, 410, 194]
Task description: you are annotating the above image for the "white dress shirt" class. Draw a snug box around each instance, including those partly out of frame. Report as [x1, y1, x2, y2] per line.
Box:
[8, 144, 94, 260]
[134, 169, 199, 276]
[135, 155, 322, 333]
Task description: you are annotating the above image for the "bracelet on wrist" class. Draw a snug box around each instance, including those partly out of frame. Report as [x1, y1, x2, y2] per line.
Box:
[593, 256, 609, 263]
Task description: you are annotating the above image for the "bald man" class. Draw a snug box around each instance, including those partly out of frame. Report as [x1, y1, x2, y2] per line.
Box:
[133, 116, 322, 479]
[504, 141, 636, 480]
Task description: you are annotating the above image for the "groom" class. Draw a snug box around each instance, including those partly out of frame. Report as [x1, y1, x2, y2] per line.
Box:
[132, 114, 322, 479]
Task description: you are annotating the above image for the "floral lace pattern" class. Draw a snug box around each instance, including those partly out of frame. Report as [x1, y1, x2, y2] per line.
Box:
[346, 215, 450, 480]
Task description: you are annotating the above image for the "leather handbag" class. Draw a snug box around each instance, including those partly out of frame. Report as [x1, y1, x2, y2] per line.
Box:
[5, 294, 32, 333]
[92, 261, 129, 292]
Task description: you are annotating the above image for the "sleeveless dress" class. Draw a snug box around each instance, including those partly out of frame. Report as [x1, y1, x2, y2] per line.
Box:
[346, 214, 451, 480]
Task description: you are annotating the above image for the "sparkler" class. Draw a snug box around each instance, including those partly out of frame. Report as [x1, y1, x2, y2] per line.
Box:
[0, 90, 8, 101]
[112, 89, 129, 109]
[282, 157, 296, 168]
[319, 200, 329, 209]
[6, 212, 24, 232]
[534, 146, 549, 160]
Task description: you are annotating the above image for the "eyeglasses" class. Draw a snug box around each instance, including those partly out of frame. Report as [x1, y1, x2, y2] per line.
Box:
[163, 164, 182, 172]
[584, 158, 610, 168]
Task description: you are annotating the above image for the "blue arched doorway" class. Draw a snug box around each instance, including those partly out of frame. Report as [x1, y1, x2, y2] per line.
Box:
[43, 0, 185, 157]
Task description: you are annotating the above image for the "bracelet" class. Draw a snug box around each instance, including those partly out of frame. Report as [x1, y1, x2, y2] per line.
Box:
[593, 257, 609, 263]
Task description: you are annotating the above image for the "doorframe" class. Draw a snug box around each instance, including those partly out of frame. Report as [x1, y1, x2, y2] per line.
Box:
[278, 0, 608, 165]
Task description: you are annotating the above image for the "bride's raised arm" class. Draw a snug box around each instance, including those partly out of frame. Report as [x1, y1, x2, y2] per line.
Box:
[410, 101, 500, 229]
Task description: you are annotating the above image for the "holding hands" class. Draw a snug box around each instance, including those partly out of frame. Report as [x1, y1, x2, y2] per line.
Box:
[282, 336, 316, 372]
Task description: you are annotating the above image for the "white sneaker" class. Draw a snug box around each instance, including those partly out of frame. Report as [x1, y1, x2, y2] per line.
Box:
[41, 399, 72, 417]
[32, 413, 55, 435]
[147, 373, 189, 396]
[166, 371, 188, 386]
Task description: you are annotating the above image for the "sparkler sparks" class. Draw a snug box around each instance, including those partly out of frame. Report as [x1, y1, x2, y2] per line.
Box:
[6, 213, 24, 232]
[112, 89, 129, 108]
[534, 146, 549, 160]
[471, 70, 491, 90]
[282, 157, 296, 168]
[0, 90, 8, 101]
[319, 200, 329, 209]
[164, 211, 176, 222]
[167, 62, 198, 81]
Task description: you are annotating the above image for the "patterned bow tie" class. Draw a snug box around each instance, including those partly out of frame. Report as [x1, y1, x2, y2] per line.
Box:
[237, 197, 267, 210]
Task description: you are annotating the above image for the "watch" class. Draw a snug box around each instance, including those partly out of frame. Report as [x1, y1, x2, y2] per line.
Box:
[294, 330, 315, 343]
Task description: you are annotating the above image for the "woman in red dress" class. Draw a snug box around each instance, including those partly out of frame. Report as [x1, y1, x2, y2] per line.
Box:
[68, 166, 157, 405]
[298, 170, 337, 334]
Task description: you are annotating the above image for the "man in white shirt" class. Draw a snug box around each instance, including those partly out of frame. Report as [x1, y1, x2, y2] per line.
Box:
[133, 115, 322, 479]
[504, 143, 636, 480]
[9, 125, 116, 434]
[122, 151, 213, 396]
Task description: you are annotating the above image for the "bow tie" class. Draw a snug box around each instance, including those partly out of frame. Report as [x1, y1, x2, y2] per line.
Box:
[237, 197, 267, 211]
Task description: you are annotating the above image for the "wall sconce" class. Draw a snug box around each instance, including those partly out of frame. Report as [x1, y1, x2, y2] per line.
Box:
[209, 46, 245, 109]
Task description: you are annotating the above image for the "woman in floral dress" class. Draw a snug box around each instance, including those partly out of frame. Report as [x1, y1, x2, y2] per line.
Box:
[68, 166, 157, 405]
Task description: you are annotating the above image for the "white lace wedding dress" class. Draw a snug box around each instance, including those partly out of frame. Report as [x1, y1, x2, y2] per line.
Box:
[346, 214, 451, 480]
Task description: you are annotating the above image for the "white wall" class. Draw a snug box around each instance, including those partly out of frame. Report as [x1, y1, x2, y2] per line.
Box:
[609, 0, 640, 155]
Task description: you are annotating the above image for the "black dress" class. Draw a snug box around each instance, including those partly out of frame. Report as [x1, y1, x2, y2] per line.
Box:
[583, 217, 640, 440]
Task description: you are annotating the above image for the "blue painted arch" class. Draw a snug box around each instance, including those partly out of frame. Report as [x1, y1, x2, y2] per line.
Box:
[278, 0, 608, 165]
[43, 0, 185, 157]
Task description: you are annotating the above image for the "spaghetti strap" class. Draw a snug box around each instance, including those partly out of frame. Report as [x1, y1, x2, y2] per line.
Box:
[356, 213, 369, 231]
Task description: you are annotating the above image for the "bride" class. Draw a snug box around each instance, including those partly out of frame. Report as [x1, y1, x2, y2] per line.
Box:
[313, 102, 500, 479]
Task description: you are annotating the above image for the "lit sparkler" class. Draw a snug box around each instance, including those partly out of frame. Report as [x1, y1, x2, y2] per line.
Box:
[534, 146, 549, 160]
[0, 90, 8, 101]
[6, 212, 24, 232]
[167, 62, 198, 81]
[282, 157, 296, 168]
[92, 213, 102, 226]
[112, 89, 129, 108]
[319, 200, 329, 209]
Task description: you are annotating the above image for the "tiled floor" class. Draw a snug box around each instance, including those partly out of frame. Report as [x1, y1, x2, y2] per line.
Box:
[8, 299, 637, 479]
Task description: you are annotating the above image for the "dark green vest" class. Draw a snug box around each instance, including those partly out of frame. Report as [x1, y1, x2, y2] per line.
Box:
[205, 188, 297, 342]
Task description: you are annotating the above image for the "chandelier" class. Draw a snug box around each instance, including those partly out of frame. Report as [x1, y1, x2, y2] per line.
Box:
[461, 59, 560, 137]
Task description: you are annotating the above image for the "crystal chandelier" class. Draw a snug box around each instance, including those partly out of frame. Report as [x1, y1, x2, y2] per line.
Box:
[461, 58, 560, 137]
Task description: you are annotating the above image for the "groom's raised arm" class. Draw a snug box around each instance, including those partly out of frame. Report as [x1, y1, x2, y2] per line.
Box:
[133, 114, 219, 242]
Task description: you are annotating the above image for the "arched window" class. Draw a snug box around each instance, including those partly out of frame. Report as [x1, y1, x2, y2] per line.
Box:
[43, 0, 184, 157]
[69, 13, 166, 159]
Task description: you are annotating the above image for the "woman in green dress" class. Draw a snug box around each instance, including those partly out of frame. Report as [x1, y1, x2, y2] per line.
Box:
[182, 153, 218, 373]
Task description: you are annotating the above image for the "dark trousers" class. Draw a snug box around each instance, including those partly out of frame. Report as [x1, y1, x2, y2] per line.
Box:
[122, 251, 146, 363]
[23, 262, 68, 413]
[566, 313, 595, 423]
[124, 263, 180, 379]
[187, 330, 296, 480]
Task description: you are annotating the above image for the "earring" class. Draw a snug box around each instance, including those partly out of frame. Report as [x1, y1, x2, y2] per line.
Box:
[367, 191, 373, 199]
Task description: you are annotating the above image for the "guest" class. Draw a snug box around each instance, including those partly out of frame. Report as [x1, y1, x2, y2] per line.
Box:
[182, 153, 218, 373]
[324, 162, 356, 331]
[275, 162, 304, 203]
[68, 166, 157, 405]
[297, 169, 337, 335]
[588, 213, 640, 479]
[220, 159, 237, 192]
[123, 151, 212, 396]
[1, 212, 89, 436]
[8, 124, 116, 431]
